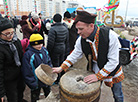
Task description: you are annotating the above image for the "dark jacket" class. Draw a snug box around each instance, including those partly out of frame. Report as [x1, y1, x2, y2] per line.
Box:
[0, 39, 23, 98]
[63, 20, 78, 52]
[68, 23, 78, 51]
[21, 45, 52, 89]
[20, 20, 37, 39]
[47, 22, 69, 56]
[29, 18, 48, 38]
[12, 17, 19, 28]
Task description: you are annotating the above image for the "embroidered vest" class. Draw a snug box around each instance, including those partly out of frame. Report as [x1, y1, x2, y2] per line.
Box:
[81, 27, 120, 76]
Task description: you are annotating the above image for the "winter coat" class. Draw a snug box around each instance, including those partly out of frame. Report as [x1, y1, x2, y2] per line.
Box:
[63, 20, 78, 52]
[47, 22, 69, 57]
[20, 20, 38, 39]
[12, 17, 19, 28]
[21, 45, 52, 89]
[0, 39, 23, 98]
[29, 18, 48, 38]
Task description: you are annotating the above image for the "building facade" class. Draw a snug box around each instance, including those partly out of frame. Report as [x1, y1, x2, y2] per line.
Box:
[2, 0, 70, 18]
[1, 0, 105, 22]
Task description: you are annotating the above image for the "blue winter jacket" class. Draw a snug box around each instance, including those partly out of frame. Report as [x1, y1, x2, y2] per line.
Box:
[21, 45, 52, 89]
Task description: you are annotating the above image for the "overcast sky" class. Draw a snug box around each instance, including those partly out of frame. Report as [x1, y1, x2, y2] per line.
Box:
[0, 0, 137, 19]
[76, 0, 138, 19]
[0, 0, 2, 4]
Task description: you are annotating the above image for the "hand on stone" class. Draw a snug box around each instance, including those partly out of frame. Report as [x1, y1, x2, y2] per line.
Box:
[83, 74, 98, 84]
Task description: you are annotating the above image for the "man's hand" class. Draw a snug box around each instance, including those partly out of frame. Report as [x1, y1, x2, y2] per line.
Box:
[83, 74, 98, 84]
[52, 67, 63, 73]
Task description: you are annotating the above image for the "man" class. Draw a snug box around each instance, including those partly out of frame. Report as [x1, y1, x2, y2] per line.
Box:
[52, 11, 124, 102]
[47, 13, 69, 84]
[0, 17, 26, 102]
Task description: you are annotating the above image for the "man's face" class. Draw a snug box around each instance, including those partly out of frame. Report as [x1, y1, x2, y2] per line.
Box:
[76, 21, 94, 39]
[32, 44, 43, 50]
[0, 28, 14, 41]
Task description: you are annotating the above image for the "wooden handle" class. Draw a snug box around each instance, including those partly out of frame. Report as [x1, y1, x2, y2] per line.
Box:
[88, 54, 92, 71]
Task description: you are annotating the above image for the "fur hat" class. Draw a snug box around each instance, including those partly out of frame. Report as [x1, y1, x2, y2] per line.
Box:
[0, 17, 13, 33]
[74, 10, 97, 24]
[21, 15, 28, 20]
[64, 11, 71, 18]
[53, 13, 62, 22]
[29, 34, 44, 46]
[31, 12, 35, 17]
[32, 13, 39, 20]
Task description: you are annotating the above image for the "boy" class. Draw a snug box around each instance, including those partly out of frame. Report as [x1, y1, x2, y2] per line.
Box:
[21, 34, 52, 102]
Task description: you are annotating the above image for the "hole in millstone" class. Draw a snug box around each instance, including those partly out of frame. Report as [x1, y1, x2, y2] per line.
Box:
[75, 75, 84, 82]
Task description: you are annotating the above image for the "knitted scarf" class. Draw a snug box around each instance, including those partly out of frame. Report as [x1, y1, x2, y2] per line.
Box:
[0, 34, 21, 66]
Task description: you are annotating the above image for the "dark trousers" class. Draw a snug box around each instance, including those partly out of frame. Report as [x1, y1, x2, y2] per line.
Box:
[4, 76, 25, 102]
[50, 53, 65, 84]
[31, 86, 50, 102]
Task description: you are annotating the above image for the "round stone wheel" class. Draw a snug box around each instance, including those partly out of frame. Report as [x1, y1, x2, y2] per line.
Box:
[59, 69, 101, 102]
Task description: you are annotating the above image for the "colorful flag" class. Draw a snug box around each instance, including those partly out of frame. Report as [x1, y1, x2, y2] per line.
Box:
[98, 0, 120, 17]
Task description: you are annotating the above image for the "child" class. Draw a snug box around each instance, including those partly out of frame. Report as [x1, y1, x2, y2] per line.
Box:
[21, 34, 52, 102]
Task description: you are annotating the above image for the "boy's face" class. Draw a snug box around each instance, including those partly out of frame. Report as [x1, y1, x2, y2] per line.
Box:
[32, 44, 43, 50]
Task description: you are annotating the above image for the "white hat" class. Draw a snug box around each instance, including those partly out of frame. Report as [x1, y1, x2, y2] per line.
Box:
[35, 64, 58, 86]
[32, 13, 39, 19]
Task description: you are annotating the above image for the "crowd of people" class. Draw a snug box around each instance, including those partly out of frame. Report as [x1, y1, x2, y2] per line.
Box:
[0, 10, 124, 102]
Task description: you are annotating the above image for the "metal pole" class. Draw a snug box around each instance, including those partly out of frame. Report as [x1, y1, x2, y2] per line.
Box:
[34, 0, 37, 13]
[125, 0, 129, 22]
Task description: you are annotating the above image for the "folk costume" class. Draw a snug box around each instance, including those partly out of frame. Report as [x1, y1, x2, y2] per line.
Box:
[59, 10, 124, 102]
[60, 26, 124, 87]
